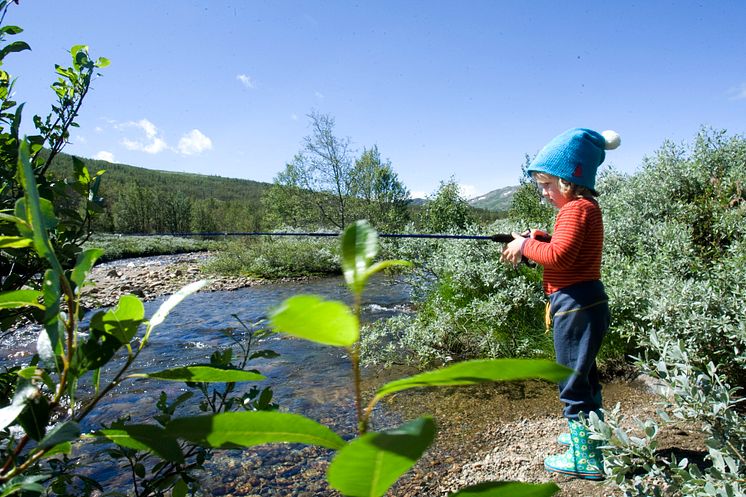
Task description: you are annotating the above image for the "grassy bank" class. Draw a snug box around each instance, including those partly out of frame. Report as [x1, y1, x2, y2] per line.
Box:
[85, 233, 223, 262]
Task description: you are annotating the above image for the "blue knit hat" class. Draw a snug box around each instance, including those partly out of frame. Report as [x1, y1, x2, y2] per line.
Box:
[526, 128, 620, 193]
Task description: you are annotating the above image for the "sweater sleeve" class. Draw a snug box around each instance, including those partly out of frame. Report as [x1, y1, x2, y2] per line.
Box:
[522, 202, 588, 270]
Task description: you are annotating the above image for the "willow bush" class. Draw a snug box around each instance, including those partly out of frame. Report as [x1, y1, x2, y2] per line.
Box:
[600, 128, 746, 385]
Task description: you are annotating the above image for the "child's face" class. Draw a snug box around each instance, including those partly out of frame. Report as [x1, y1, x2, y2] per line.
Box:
[536, 178, 569, 208]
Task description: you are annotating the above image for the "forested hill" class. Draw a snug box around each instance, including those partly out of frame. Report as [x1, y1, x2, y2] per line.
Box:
[48, 152, 271, 204]
[47, 151, 272, 233]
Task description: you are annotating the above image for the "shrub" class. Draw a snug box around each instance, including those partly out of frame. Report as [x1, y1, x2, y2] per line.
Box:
[203, 235, 341, 279]
[83, 233, 221, 262]
[599, 128, 746, 385]
[361, 221, 552, 368]
[587, 335, 745, 497]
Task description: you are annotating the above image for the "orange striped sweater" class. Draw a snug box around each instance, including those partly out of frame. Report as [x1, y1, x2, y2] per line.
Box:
[522, 197, 604, 295]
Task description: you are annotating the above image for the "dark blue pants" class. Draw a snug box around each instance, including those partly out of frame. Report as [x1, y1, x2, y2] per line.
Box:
[549, 280, 610, 420]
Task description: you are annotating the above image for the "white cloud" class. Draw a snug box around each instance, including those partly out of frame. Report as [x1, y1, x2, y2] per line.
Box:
[728, 83, 746, 100]
[458, 184, 480, 200]
[291, 113, 299, 121]
[410, 190, 427, 199]
[237, 74, 255, 89]
[315, 91, 325, 100]
[94, 151, 115, 162]
[177, 129, 212, 155]
[118, 118, 168, 154]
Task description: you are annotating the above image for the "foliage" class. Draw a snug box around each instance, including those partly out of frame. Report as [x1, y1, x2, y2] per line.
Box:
[0, 3, 108, 327]
[2, 143, 570, 497]
[599, 128, 746, 385]
[587, 335, 745, 497]
[266, 219, 569, 496]
[100, 316, 278, 497]
[364, 129, 746, 384]
[202, 234, 340, 279]
[418, 177, 475, 232]
[507, 155, 554, 229]
[46, 151, 269, 234]
[264, 111, 410, 231]
[83, 233, 220, 262]
[361, 220, 552, 368]
[349, 145, 410, 231]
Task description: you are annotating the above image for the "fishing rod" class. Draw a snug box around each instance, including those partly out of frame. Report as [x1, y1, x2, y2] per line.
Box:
[147, 231, 521, 243]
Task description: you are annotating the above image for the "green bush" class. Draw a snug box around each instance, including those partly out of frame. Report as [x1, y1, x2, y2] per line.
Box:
[599, 128, 746, 385]
[361, 221, 553, 368]
[203, 235, 341, 279]
[84, 233, 221, 262]
[587, 335, 745, 496]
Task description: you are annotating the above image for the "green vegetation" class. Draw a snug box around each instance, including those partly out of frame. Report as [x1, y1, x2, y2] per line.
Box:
[0, 1, 108, 328]
[203, 235, 340, 279]
[263, 111, 410, 232]
[1, 165, 569, 497]
[83, 233, 221, 262]
[363, 129, 746, 389]
[47, 152, 270, 234]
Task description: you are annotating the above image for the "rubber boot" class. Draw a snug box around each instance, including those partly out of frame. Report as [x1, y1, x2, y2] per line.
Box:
[545, 420, 603, 480]
[556, 432, 571, 446]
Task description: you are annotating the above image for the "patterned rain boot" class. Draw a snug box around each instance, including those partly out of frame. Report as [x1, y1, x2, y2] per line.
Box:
[556, 432, 571, 446]
[544, 420, 604, 480]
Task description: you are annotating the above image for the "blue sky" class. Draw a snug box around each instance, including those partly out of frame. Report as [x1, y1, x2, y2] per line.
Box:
[6, 1, 746, 199]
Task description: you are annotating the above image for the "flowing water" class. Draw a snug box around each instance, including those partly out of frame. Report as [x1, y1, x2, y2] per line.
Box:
[2, 269, 415, 494]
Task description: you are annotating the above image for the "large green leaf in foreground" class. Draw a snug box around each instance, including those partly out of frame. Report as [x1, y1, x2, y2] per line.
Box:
[374, 359, 572, 401]
[132, 365, 265, 383]
[165, 411, 345, 450]
[327, 417, 436, 497]
[269, 294, 359, 346]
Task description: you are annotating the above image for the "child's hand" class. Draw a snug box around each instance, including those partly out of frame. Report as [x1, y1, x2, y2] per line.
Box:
[500, 232, 525, 265]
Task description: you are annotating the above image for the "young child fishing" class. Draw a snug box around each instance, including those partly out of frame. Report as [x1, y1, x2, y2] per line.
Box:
[501, 127, 620, 480]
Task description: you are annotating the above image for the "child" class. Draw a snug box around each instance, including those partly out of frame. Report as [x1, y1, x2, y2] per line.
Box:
[501, 127, 620, 480]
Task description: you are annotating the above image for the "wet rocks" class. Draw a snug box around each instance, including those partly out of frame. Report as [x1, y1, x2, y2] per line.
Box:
[81, 252, 261, 309]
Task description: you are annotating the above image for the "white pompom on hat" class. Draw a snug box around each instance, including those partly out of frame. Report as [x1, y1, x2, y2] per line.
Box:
[526, 128, 621, 193]
[601, 130, 621, 150]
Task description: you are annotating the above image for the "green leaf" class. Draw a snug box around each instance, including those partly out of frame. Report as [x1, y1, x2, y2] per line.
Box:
[16, 140, 63, 274]
[0, 289, 43, 310]
[70, 247, 104, 287]
[327, 417, 436, 497]
[38, 421, 80, 451]
[0, 236, 32, 249]
[166, 411, 345, 450]
[18, 393, 50, 441]
[96, 424, 184, 463]
[172, 479, 188, 497]
[148, 280, 209, 331]
[90, 295, 144, 344]
[374, 359, 572, 401]
[132, 366, 265, 383]
[14, 197, 59, 232]
[342, 220, 378, 293]
[0, 386, 35, 431]
[0, 40, 31, 59]
[365, 259, 412, 281]
[449, 481, 560, 496]
[42, 269, 63, 358]
[269, 294, 359, 347]
[0, 475, 47, 497]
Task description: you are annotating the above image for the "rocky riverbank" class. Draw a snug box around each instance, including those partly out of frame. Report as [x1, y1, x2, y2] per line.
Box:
[81, 251, 305, 310]
[81, 252, 700, 497]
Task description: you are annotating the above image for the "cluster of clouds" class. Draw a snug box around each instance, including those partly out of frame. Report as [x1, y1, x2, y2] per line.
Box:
[94, 119, 212, 163]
